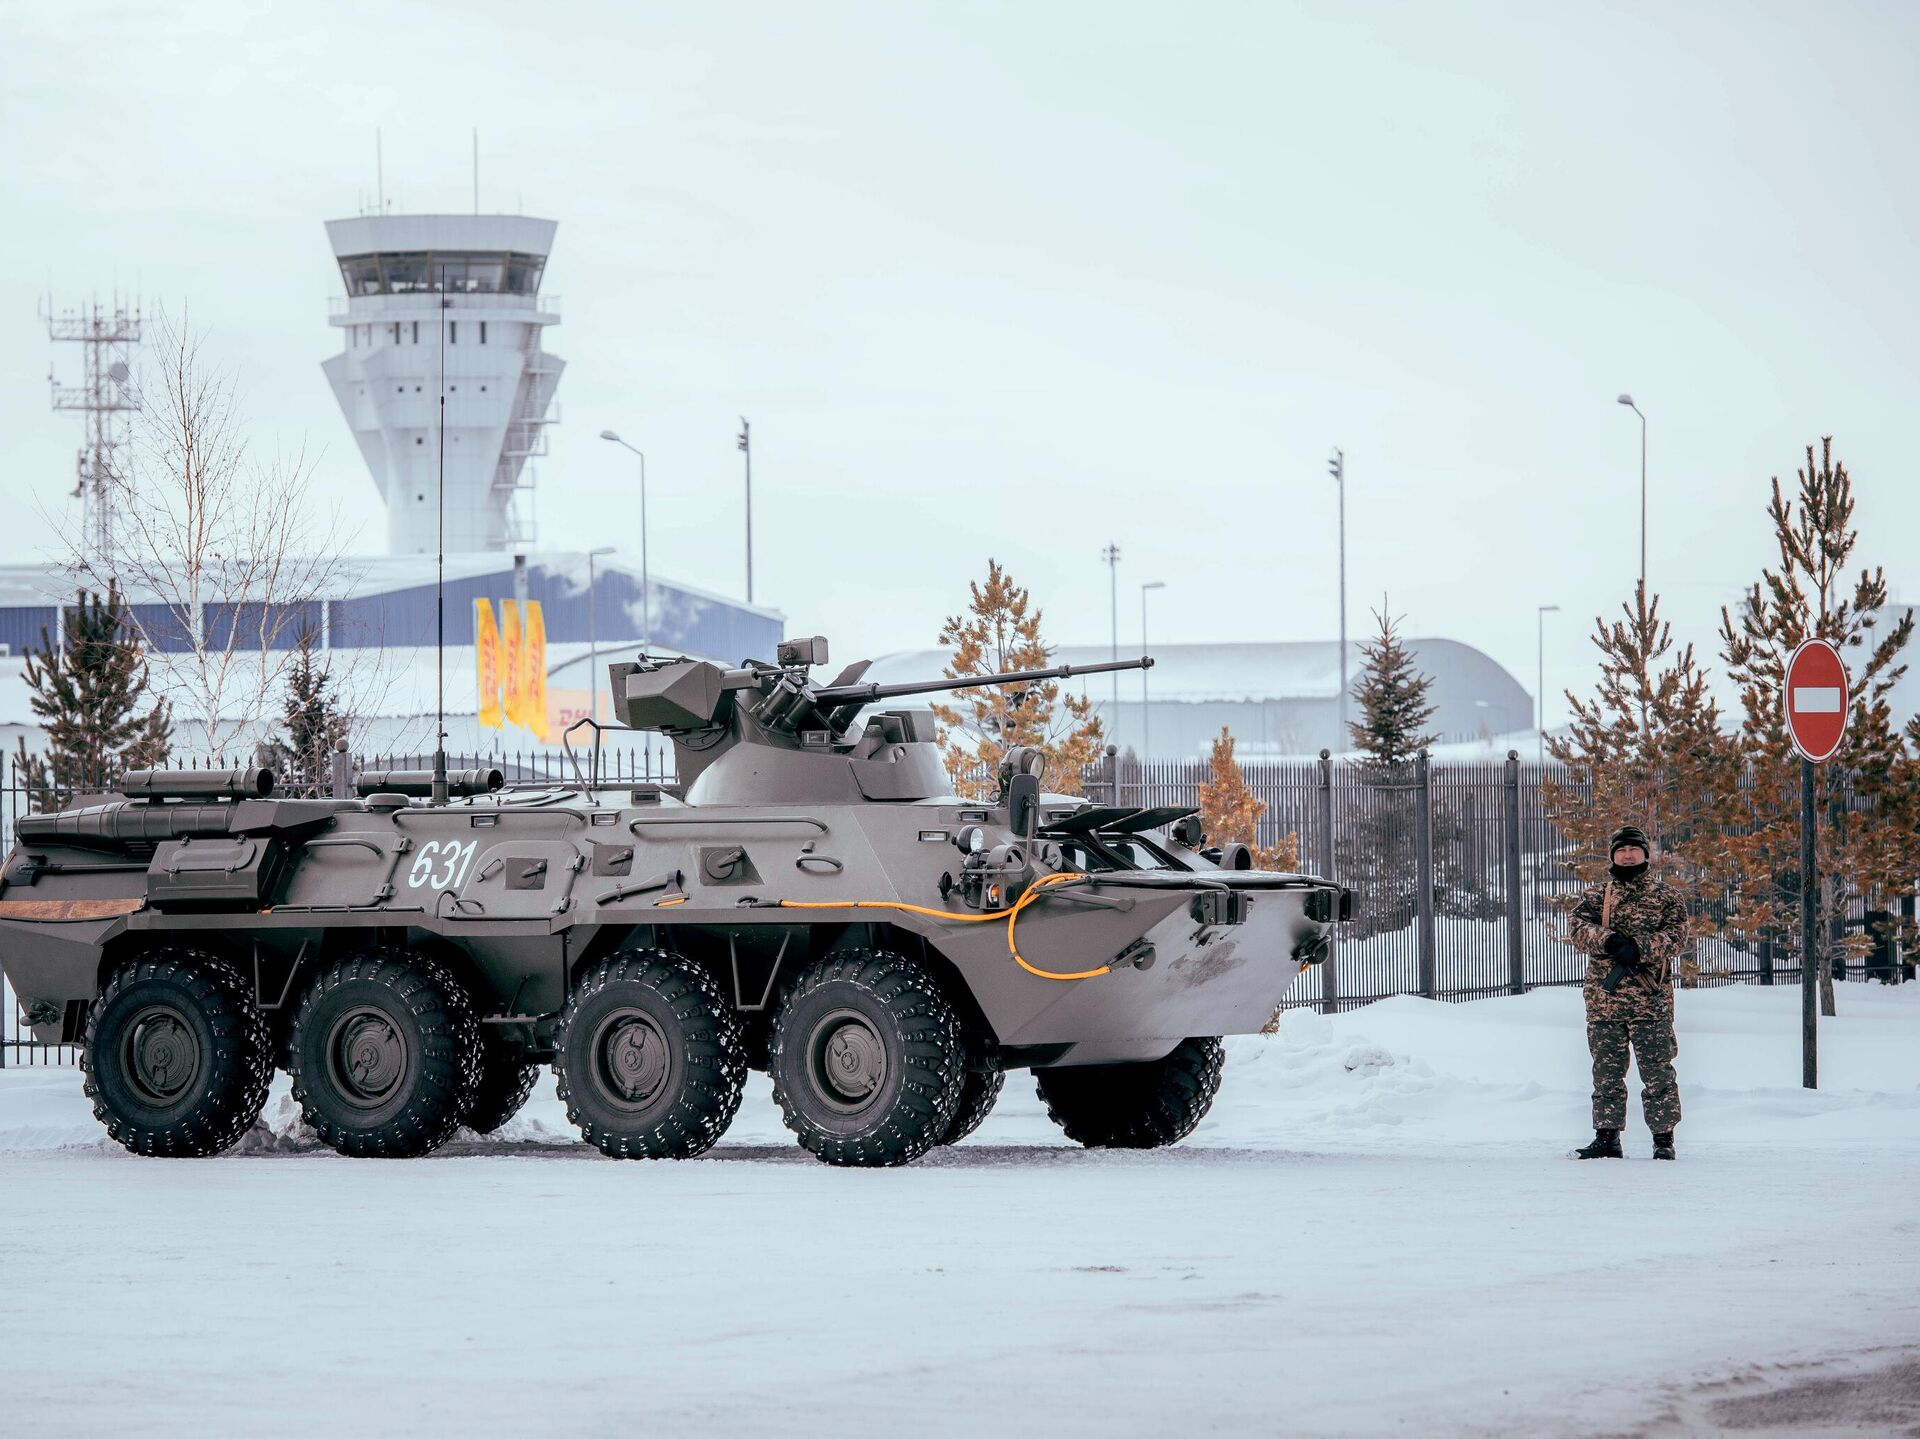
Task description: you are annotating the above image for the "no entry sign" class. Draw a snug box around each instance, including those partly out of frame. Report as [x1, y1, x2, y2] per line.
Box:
[1785, 639, 1849, 763]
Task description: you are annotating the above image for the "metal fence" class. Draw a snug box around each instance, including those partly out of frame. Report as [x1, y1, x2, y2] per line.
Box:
[5, 746, 1910, 1065]
[1092, 749, 1906, 1012]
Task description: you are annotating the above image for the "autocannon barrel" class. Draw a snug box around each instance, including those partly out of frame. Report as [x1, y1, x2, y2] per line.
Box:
[14, 800, 238, 848]
[354, 768, 505, 799]
[120, 768, 276, 800]
[812, 655, 1153, 709]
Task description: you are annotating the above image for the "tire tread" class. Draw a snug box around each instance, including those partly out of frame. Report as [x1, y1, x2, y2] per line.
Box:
[82, 949, 273, 1158]
[768, 950, 964, 1167]
[553, 951, 747, 1159]
[1035, 1037, 1225, 1149]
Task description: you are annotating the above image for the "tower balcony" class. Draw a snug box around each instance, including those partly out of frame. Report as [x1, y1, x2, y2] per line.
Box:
[328, 292, 560, 325]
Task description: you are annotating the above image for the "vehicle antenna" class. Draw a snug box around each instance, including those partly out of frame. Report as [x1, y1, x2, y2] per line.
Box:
[432, 291, 449, 805]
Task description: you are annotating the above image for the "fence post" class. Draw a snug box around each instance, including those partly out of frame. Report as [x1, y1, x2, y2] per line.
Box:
[329, 740, 353, 800]
[1415, 750, 1437, 999]
[1758, 929, 1773, 985]
[1317, 748, 1339, 1014]
[1503, 750, 1525, 995]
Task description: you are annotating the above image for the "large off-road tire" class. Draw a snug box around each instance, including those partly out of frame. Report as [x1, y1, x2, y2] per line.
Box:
[553, 951, 747, 1159]
[1035, 1037, 1225, 1149]
[461, 1029, 541, 1135]
[288, 952, 482, 1158]
[768, 951, 965, 1167]
[937, 1057, 1006, 1146]
[82, 949, 273, 1157]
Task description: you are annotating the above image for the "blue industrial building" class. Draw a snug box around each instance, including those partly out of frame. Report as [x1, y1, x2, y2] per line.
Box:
[0, 553, 782, 667]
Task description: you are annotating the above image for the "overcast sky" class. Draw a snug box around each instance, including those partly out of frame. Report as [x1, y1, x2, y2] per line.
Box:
[4, 1, 1917, 732]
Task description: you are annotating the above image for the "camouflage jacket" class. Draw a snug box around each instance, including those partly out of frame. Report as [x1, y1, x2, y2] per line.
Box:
[1568, 870, 1689, 1020]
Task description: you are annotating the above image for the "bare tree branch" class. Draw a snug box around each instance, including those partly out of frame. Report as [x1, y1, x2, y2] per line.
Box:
[58, 308, 385, 758]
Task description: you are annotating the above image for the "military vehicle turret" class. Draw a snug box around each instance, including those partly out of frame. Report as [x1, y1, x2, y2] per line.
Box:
[0, 638, 1349, 1166]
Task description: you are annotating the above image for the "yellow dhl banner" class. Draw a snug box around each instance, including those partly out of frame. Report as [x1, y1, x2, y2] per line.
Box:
[523, 600, 549, 741]
[474, 600, 503, 729]
[502, 600, 525, 728]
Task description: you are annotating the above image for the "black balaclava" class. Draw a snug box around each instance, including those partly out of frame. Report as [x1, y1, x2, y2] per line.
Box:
[1609, 824, 1650, 882]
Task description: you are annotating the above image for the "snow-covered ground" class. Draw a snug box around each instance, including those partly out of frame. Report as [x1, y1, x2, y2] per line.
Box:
[3, 983, 1916, 1437]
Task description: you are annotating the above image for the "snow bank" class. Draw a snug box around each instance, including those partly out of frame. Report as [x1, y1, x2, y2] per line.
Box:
[6, 981, 1914, 1157]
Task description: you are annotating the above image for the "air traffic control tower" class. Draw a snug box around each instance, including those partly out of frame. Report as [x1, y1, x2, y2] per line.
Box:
[323, 215, 564, 554]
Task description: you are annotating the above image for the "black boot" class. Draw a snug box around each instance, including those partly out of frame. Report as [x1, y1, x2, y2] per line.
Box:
[1652, 1131, 1675, 1160]
[1573, 1127, 1623, 1159]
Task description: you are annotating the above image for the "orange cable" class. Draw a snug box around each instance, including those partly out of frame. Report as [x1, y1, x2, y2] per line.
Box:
[775, 870, 1111, 982]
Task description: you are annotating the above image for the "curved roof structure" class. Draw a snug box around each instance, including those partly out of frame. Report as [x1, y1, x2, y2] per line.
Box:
[857, 639, 1533, 759]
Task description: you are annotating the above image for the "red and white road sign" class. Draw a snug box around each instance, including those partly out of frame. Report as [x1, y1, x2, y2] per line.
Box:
[1785, 638, 1849, 763]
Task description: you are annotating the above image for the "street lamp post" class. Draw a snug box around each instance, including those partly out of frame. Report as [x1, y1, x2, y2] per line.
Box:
[737, 418, 753, 604]
[1616, 395, 1646, 594]
[1328, 449, 1348, 742]
[598, 431, 651, 652]
[1102, 542, 1121, 728]
[1141, 581, 1165, 760]
[1537, 603, 1560, 764]
[586, 545, 615, 721]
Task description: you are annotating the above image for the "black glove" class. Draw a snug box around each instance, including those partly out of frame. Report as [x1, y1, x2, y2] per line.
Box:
[1601, 930, 1641, 964]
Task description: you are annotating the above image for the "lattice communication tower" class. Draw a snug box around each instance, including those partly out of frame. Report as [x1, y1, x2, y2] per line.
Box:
[46, 298, 143, 568]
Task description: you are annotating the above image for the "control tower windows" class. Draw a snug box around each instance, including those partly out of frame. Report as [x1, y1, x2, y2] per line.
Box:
[411, 321, 419, 344]
[341, 255, 384, 296]
[334, 251, 544, 296]
[435, 254, 505, 293]
[449, 322, 458, 344]
[479, 322, 487, 344]
[504, 255, 544, 294]
[381, 253, 432, 292]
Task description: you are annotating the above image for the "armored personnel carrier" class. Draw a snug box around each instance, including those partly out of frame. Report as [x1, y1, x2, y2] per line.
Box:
[0, 639, 1348, 1167]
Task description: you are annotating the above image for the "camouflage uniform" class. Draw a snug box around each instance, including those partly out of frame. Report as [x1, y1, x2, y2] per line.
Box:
[1568, 870, 1687, 1132]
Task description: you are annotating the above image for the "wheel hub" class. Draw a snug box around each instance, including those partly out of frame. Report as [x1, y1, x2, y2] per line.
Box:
[122, 1005, 201, 1105]
[595, 1009, 670, 1107]
[327, 1007, 408, 1109]
[809, 1009, 887, 1112]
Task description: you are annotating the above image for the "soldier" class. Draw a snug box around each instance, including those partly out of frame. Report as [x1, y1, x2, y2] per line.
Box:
[1567, 824, 1688, 1160]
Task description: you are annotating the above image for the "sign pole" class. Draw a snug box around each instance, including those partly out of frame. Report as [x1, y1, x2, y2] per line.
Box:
[1800, 755, 1817, 1089]
[1783, 635, 1846, 1092]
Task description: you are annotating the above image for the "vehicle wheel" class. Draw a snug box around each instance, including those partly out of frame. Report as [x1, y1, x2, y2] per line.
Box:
[937, 1055, 1005, 1146]
[288, 952, 482, 1158]
[554, 951, 746, 1159]
[461, 1029, 541, 1135]
[1035, 1037, 1225, 1149]
[768, 951, 964, 1167]
[82, 949, 273, 1157]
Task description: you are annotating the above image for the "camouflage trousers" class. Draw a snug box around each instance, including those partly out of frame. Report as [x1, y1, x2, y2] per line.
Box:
[1587, 1013, 1681, 1132]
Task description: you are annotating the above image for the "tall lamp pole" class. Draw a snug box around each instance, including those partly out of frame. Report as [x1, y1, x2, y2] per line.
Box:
[598, 431, 651, 653]
[1102, 542, 1122, 728]
[737, 418, 753, 604]
[1141, 581, 1165, 760]
[1536, 603, 1560, 764]
[1328, 449, 1348, 742]
[1616, 395, 1646, 594]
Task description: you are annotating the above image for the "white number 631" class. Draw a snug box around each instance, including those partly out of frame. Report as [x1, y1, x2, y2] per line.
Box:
[407, 839, 479, 892]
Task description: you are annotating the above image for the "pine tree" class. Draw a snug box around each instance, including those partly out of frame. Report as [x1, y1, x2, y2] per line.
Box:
[280, 626, 350, 795]
[1545, 582, 1744, 977]
[1347, 604, 1436, 765]
[1197, 727, 1300, 870]
[1717, 438, 1918, 1009]
[931, 559, 1105, 799]
[1330, 607, 1435, 936]
[13, 585, 172, 810]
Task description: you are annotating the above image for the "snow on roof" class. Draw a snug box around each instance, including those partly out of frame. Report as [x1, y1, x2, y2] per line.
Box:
[0, 553, 782, 618]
